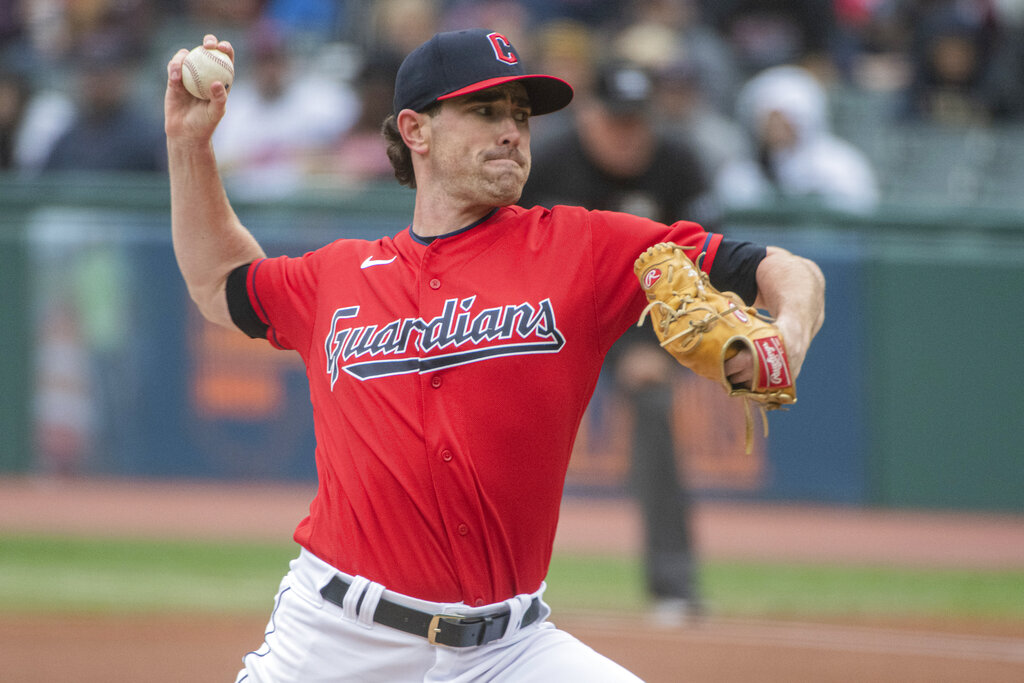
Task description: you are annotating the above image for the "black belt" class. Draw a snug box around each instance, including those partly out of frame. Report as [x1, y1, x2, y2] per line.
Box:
[319, 576, 542, 648]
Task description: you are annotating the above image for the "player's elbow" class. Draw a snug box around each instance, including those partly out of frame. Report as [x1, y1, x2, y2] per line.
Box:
[795, 254, 826, 336]
[802, 256, 826, 323]
[187, 279, 235, 330]
[757, 247, 826, 318]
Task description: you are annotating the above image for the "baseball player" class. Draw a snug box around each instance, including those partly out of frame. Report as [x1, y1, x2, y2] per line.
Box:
[165, 29, 825, 682]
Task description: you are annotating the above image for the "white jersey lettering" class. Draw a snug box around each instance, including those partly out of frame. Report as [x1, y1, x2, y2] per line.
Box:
[324, 297, 565, 387]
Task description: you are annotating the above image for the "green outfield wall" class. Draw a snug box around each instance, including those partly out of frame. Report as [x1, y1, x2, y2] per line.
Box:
[724, 206, 1024, 511]
[0, 173, 1021, 512]
[0, 205, 31, 472]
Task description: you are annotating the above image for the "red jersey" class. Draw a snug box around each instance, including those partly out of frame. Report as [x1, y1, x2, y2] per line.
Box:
[239, 204, 721, 605]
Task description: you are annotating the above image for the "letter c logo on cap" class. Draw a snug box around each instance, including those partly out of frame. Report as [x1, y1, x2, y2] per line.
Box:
[487, 32, 518, 64]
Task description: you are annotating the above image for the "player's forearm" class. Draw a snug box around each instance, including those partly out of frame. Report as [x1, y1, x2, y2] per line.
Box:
[753, 246, 825, 378]
[168, 138, 265, 327]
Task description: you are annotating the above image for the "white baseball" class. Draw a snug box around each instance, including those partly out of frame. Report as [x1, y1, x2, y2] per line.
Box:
[181, 46, 234, 100]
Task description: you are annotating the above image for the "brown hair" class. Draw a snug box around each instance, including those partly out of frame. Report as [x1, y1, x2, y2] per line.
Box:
[381, 103, 441, 189]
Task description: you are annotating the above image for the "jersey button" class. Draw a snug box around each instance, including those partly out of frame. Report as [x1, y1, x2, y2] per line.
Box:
[429, 278, 441, 290]
[457, 523, 469, 536]
[430, 375, 442, 388]
[474, 598, 485, 607]
[441, 449, 453, 462]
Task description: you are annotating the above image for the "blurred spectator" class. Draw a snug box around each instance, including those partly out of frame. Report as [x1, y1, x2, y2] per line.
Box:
[185, 0, 264, 27]
[5, 0, 153, 69]
[517, 0, 628, 29]
[0, 0, 26, 60]
[521, 63, 713, 625]
[699, 0, 842, 82]
[369, 0, 441, 57]
[62, 0, 154, 49]
[527, 20, 599, 146]
[831, 0, 916, 91]
[524, 62, 716, 224]
[979, 2, 1024, 119]
[1, 71, 74, 173]
[441, 0, 530, 42]
[901, 0, 999, 124]
[212, 22, 359, 198]
[0, 69, 30, 169]
[264, 0, 346, 42]
[646, 47, 758, 204]
[604, 17, 754, 205]
[41, 35, 166, 172]
[618, 0, 741, 112]
[321, 53, 401, 185]
[722, 64, 880, 212]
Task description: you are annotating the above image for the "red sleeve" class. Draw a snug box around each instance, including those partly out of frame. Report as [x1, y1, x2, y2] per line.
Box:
[579, 208, 719, 351]
[247, 249, 322, 355]
[698, 231, 725, 273]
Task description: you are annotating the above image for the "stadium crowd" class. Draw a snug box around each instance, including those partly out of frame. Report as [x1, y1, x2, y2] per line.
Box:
[2, 0, 1023, 206]
[7, 0, 1019, 630]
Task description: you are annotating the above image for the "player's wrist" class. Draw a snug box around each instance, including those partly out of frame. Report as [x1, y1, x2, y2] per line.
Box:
[166, 135, 217, 160]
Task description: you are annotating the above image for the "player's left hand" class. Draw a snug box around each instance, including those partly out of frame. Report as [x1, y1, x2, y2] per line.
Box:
[768, 315, 809, 381]
[635, 241, 796, 408]
[723, 347, 754, 389]
[724, 314, 807, 389]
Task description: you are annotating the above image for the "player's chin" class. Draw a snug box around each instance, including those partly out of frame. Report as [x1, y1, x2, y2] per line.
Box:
[483, 175, 526, 206]
[488, 189, 522, 208]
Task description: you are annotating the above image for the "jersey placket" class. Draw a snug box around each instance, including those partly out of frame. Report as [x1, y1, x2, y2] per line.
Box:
[416, 242, 494, 606]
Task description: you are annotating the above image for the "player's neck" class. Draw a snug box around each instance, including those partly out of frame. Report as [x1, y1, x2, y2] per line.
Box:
[411, 192, 499, 238]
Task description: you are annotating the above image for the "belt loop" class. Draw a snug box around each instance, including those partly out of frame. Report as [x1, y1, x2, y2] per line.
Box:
[357, 582, 384, 629]
[497, 594, 528, 643]
[342, 576, 370, 622]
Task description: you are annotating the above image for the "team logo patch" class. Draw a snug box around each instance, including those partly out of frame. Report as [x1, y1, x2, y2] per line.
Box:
[324, 296, 565, 387]
[642, 268, 661, 290]
[487, 32, 518, 64]
[753, 336, 791, 389]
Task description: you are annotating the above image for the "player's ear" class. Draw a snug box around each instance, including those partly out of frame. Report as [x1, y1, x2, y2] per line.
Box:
[397, 109, 430, 155]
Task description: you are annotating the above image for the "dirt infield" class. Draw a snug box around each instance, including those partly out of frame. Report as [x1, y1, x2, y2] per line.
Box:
[2, 610, 1023, 683]
[2, 477, 1023, 682]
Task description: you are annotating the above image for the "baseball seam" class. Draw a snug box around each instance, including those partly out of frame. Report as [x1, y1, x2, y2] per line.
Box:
[186, 49, 234, 99]
[199, 49, 234, 75]
[199, 49, 233, 90]
[183, 58, 207, 99]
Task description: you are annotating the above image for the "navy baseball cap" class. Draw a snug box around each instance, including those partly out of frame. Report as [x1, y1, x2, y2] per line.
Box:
[393, 29, 574, 116]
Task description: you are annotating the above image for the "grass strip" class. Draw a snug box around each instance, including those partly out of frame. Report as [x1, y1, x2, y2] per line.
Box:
[2, 535, 1022, 622]
[0, 534, 295, 614]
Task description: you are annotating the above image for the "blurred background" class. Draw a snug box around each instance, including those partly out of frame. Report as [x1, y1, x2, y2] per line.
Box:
[1, 0, 1021, 510]
[1, 1, 1023, 681]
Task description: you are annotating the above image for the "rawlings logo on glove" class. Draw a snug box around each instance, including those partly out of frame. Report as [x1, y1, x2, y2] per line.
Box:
[634, 242, 796, 451]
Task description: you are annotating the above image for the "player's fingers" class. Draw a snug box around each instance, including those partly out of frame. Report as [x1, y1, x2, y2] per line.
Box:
[167, 48, 189, 82]
[724, 349, 753, 388]
[726, 372, 752, 389]
[209, 81, 229, 101]
[207, 82, 230, 119]
[202, 33, 235, 61]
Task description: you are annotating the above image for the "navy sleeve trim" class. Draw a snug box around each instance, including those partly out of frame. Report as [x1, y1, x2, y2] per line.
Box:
[226, 262, 268, 339]
[708, 240, 767, 306]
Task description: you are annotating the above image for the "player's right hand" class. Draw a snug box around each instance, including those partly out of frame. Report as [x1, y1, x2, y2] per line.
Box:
[165, 34, 233, 142]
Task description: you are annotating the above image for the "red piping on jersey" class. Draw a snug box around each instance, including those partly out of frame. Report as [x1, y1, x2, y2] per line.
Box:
[248, 258, 284, 349]
[700, 233, 723, 273]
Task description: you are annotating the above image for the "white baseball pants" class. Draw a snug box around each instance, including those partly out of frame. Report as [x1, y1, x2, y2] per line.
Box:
[234, 548, 644, 682]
